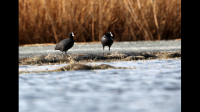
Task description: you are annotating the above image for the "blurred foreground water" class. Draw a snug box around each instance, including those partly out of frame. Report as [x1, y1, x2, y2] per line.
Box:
[19, 59, 181, 112]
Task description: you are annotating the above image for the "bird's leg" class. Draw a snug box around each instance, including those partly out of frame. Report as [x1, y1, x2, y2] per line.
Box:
[62, 52, 63, 57]
[109, 46, 110, 54]
[103, 46, 104, 55]
[65, 51, 67, 56]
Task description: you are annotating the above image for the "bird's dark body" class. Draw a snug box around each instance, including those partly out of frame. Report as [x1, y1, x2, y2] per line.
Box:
[54, 32, 75, 55]
[101, 32, 113, 54]
[55, 38, 74, 52]
[101, 35, 113, 47]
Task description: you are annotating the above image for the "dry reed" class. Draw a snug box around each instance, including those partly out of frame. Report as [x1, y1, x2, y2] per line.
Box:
[19, 0, 181, 45]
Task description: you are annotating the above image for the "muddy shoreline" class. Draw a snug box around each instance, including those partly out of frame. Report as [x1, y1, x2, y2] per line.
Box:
[19, 51, 181, 74]
[19, 51, 181, 65]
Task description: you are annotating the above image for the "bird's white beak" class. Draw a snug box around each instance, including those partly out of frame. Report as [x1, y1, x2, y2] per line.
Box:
[72, 32, 74, 36]
[110, 32, 113, 37]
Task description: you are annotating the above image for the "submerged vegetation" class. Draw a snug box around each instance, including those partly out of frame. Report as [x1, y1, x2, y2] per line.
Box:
[19, 52, 181, 65]
[19, 51, 181, 74]
[19, 0, 181, 45]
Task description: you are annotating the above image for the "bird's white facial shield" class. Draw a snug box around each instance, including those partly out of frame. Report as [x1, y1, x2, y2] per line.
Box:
[72, 32, 74, 36]
[110, 32, 113, 37]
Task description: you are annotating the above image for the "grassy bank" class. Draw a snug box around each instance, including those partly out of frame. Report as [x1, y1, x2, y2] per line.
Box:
[19, 51, 181, 65]
[19, 0, 181, 45]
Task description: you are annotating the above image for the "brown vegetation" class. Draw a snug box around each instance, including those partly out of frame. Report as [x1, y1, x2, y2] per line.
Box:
[19, 0, 181, 45]
[19, 52, 181, 65]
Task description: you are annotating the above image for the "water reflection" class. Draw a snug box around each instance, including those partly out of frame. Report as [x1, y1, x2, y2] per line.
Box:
[19, 59, 181, 112]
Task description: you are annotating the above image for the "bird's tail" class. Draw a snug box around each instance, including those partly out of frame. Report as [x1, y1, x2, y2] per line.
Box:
[54, 46, 58, 50]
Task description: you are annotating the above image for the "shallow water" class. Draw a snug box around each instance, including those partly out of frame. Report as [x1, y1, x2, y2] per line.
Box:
[19, 59, 181, 112]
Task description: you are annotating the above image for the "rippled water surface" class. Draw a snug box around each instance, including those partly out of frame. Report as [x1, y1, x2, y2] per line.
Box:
[19, 59, 181, 112]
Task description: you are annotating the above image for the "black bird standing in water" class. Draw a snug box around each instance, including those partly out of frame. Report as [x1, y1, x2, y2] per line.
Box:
[101, 32, 113, 55]
[55, 32, 74, 56]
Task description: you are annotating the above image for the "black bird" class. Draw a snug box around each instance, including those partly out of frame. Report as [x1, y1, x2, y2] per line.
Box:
[55, 32, 74, 56]
[101, 32, 113, 54]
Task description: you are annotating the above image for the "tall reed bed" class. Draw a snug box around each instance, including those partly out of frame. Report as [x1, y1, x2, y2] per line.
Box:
[19, 0, 181, 45]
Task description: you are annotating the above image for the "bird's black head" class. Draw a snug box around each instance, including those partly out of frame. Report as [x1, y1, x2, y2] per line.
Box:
[105, 32, 113, 37]
[69, 32, 74, 39]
